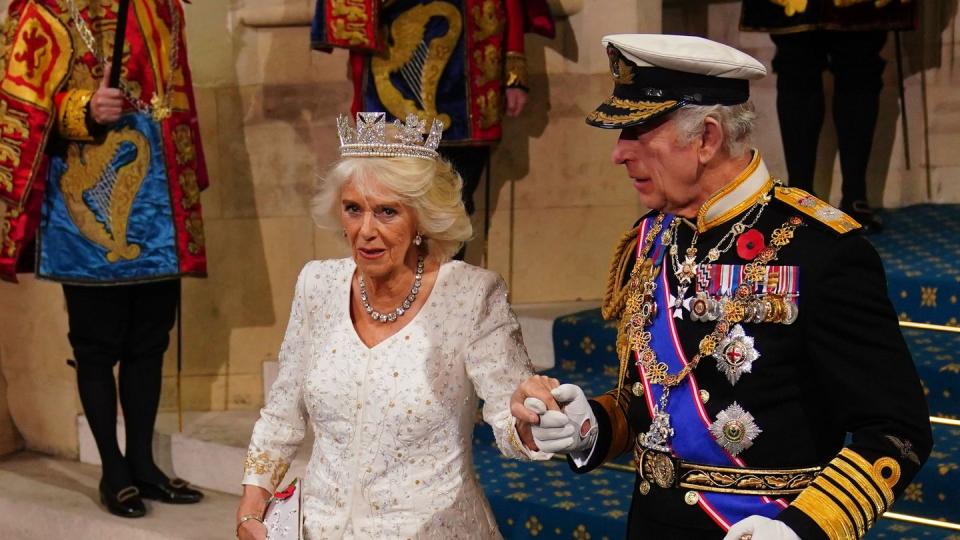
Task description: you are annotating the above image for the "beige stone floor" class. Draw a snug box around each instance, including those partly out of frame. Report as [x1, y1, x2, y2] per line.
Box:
[0, 452, 239, 539]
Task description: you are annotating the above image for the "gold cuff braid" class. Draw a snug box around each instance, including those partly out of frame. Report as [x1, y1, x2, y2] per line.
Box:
[504, 52, 528, 90]
[57, 89, 95, 141]
[790, 448, 896, 540]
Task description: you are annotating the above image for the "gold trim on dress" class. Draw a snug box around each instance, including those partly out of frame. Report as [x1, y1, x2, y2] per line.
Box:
[243, 449, 291, 489]
[696, 151, 767, 232]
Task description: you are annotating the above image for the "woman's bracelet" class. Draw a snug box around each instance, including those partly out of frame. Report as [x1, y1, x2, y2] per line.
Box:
[236, 514, 266, 537]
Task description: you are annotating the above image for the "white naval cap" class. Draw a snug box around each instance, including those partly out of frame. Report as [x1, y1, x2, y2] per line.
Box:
[587, 34, 767, 129]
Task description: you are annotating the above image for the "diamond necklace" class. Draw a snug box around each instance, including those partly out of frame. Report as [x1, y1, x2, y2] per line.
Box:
[359, 256, 424, 323]
[67, 0, 181, 122]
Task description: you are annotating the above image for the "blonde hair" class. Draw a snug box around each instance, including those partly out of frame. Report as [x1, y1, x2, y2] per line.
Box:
[313, 155, 473, 262]
[673, 102, 756, 158]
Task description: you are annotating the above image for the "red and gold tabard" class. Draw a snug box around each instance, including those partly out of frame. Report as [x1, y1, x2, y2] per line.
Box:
[312, 0, 554, 145]
[0, 0, 208, 283]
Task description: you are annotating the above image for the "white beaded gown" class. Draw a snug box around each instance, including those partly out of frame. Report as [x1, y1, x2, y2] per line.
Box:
[242, 258, 548, 539]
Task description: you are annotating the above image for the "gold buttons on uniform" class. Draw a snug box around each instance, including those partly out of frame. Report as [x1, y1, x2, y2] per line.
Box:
[632, 382, 645, 397]
[638, 480, 651, 495]
[699, 389, 710, 404]
[684, 491, 700, 505]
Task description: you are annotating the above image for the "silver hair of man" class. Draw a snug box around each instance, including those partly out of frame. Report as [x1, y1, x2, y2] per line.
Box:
[672, 102, 756, 158]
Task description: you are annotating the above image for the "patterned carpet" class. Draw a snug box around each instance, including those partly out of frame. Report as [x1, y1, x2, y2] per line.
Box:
[473, 205, 960, 539]
[871, 205, 960, 326]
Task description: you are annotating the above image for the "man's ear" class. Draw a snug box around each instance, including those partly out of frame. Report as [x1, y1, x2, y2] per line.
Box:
[698, 115, 724, 165]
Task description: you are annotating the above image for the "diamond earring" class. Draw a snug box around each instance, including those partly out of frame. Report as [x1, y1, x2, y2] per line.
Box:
[414, 233, 423, 246]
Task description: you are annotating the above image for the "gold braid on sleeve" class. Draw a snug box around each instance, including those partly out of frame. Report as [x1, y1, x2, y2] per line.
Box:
[790, 448, 897, 539]
[57, 89, 95, 141]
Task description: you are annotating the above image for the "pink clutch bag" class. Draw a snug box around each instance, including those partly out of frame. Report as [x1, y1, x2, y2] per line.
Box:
[263, 479, 303, 540]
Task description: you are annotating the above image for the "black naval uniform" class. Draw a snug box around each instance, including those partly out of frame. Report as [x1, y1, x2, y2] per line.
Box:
[570, 153, 932, 539]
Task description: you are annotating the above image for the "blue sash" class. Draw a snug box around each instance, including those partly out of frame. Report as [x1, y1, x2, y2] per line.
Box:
[635, 214, 787, 529]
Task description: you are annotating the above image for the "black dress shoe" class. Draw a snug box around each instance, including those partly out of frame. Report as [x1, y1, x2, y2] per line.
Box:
[99, 479, 146, 518]
[842, 200, 884, 234]
[135, 477, 204, 504]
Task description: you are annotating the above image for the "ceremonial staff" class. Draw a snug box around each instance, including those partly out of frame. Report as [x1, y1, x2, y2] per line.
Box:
[108, 0, 131, 88]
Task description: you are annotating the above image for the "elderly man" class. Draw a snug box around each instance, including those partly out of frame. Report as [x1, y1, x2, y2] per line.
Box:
[511, 35, 931, 540]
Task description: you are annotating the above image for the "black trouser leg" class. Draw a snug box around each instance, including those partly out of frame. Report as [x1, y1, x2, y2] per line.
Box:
[120, 280, 179, 484]
[439, 145, 490, 261]
[771, 32, 828, 194]
[828, 30, 888, 208]
[63, 284, 131, 491]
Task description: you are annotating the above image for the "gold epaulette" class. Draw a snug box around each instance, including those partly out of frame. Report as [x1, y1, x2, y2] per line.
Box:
[601, 226, 639, 321]
[774, 186, 861, 234]
[790, 448, 898, 539]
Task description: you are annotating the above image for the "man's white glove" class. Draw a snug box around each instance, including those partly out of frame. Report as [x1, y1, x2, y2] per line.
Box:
[522, 384, 597, 454]
[723, 515, 800, 540]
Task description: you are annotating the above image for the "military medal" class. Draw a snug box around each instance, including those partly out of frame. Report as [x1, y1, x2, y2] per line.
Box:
[709, 402, 762, 456]
[712, 324, 760, 385]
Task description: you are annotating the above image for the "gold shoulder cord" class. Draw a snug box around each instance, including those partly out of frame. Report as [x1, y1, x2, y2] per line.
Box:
[607, 216, 665, 398]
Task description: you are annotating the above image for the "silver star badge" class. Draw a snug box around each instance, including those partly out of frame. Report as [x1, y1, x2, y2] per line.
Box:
[712, 324, 760, 385]
[709, 402, 761, 457]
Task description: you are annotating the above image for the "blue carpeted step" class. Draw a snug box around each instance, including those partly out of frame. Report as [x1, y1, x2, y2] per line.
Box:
[474, 441, 630, 539]
[870, 205, 960, 326]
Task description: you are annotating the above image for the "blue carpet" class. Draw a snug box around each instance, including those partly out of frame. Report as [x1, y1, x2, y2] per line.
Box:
[871, 205, 960, 326]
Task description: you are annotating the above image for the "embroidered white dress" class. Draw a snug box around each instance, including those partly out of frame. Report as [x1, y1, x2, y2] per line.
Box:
[242, 258, 547, 539]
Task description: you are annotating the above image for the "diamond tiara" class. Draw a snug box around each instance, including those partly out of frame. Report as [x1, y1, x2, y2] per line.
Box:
[337, 112, 444, 160]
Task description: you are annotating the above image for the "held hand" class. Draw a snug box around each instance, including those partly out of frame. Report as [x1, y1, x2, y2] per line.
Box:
[526, 384, 597, 454]
[723, 516, 800, 540]
[90, 64, 124, 125]
[511, 375, 562, 450]
[505, 88, 527, 118]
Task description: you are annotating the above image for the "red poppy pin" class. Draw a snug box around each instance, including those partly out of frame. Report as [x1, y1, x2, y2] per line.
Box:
[274, 481, 297, 501]
[736, 229, 765, 261]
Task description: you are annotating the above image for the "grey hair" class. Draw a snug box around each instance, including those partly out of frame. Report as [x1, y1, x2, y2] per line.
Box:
[672, 102, 756, 158]
[312, 156, 473, 263]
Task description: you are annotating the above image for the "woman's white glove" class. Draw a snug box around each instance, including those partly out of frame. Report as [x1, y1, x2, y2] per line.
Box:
[723, 515, 800, 540]
[523, 384, 597, 454]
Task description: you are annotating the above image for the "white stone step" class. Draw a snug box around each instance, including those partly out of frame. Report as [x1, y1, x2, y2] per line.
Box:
[78, 410, 312, 496]
[0, 452, 240, 540]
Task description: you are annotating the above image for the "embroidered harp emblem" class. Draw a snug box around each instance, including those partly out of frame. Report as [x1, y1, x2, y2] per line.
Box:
[371, 2, 461, 130]
[60, 127, 151, 262]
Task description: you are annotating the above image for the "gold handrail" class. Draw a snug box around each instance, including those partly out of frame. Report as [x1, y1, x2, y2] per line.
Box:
[899, 320, 960, 334]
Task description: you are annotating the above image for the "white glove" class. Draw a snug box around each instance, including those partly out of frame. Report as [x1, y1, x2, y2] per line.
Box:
[523, 384, 597, 454]
[723, 515, 800, 540]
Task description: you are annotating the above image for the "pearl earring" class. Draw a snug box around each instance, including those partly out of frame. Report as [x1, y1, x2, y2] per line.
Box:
[414, 233, 423, 246]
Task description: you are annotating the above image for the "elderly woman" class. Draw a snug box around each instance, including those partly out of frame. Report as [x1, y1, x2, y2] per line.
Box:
[235, 113, 549, 539]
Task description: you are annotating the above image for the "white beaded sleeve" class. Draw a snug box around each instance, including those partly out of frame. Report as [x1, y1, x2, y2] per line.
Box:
[465, 273, 551, 461]
[241, 263, 313, 491]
